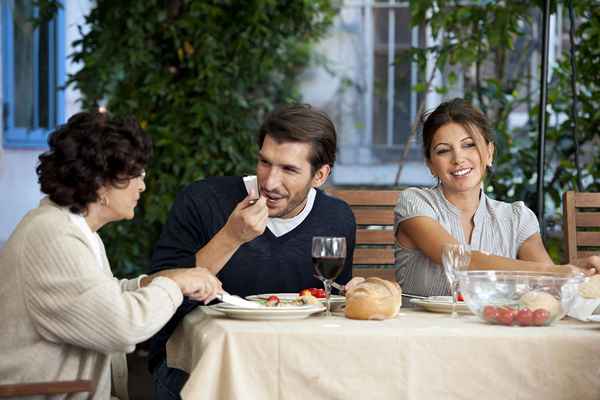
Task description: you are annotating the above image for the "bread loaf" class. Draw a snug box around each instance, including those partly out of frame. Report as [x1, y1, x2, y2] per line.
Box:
[345, 278, 402, 320]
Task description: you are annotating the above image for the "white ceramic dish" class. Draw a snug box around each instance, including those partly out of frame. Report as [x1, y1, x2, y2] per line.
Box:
[410, 296, 472, 314]
[213, 303, 325, 320]
[246, 293, 346, 304]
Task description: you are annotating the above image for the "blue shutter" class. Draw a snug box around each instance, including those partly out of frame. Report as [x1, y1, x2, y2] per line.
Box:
[2, 0, 65, 149]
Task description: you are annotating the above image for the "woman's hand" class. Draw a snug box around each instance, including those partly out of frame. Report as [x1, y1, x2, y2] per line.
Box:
[574, 255, 600, 276]
[555, 263, 597, 277]
[155, 267, 223, 303]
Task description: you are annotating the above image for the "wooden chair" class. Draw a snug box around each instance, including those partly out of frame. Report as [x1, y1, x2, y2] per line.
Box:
[0, 380, 94, 398]
[563, 191, 600, 263]
[327, 189, 401, 281]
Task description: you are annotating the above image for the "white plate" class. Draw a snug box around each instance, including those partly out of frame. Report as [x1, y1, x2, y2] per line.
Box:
[246, 293, 346, 304]
[213, 303, 325, 320]
[410, 296, 472, 314]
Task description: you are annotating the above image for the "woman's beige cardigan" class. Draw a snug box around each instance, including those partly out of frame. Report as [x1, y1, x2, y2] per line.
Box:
[0, 199, 184, 399]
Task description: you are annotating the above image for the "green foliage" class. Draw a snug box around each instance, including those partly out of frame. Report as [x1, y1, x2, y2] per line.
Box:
[409, 0, 600, 261]
[31, 0, 62, 26]
[68, 0, 337, 277]
[543, 4, 600, 200]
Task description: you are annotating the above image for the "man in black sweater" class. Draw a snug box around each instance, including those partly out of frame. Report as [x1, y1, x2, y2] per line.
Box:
[149, 104, 356, 398]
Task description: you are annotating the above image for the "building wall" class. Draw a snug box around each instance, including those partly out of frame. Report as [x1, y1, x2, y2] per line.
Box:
[0, 1, 92, 243]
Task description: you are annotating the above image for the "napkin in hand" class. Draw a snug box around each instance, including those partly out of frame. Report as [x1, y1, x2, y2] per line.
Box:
[243, 175, 259, 200]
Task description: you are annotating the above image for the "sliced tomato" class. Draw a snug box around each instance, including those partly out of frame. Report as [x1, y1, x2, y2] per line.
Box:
[300, 288, 326, 298]
[310, 288, 326, 298]
[266, 295, 280, 304]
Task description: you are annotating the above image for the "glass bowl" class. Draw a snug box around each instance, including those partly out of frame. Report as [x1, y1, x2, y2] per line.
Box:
[458, 271, 585, 326]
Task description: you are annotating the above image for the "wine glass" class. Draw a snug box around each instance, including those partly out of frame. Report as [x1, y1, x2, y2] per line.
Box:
[312, 237, 347, 316]
[441, 243, 471, 318]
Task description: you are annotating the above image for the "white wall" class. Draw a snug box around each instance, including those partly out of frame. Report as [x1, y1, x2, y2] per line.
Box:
[0, 1, 91, 243]
[0, 150, 44, 241]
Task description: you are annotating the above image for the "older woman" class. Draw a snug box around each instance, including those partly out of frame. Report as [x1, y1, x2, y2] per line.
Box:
[391, 98, 599, 299]
[0, 111, 222, 399]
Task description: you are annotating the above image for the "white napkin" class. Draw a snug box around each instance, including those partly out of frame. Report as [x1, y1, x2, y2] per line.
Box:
[567, 296, 600, 321]
[243, 176, 259, 199]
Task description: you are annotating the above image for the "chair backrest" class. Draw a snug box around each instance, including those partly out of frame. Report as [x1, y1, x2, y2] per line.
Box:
[327, 189, 401, 281]
[563, 191, 600, 263]
[0, 380, 94, 398]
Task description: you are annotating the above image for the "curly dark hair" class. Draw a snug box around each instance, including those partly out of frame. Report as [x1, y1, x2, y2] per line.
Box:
[37, 111, 152, 214]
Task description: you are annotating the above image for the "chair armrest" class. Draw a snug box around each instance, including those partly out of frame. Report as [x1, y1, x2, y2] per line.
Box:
[0, 380, 94, 397]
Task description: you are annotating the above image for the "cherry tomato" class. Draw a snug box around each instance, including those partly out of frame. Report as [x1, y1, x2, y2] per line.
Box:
[532, 309, 550, 326]
[496, 307, 515, 326]
[515, 308, 533, 326]
[511, 308, 519, 320]
[266, 295, 280, 306]
[483, 305, 498, 323]
[309, 288, 326, 298]
[457, 293, 465, 302]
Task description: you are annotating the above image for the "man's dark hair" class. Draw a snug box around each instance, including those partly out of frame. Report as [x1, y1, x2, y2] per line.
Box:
[258, 104, 337, 174]
[37, 111, 152, 214]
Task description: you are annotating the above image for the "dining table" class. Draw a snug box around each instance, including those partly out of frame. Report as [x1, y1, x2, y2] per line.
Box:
[166, 305, 600, 400]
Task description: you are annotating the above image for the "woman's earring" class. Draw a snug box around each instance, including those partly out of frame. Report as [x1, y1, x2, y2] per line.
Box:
[100, 196, 109, 207]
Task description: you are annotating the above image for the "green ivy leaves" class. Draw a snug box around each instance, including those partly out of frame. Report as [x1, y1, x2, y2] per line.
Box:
[67, 0, 336, 276]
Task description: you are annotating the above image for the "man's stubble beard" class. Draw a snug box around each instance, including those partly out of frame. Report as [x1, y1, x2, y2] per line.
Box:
[269, 184, 313, 219]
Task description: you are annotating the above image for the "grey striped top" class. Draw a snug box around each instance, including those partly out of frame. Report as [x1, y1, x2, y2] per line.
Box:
[394, 186, 540, 297]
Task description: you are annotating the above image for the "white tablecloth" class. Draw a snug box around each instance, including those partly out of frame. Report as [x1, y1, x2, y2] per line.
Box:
[167, 307, 600, 400]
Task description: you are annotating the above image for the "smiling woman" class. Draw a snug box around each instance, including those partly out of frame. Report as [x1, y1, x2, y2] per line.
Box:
[0, 111, 223, 398]
[392, 98, 599, 301]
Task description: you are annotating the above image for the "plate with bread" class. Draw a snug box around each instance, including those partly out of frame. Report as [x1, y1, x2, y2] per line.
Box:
[409, 296, 472, 314]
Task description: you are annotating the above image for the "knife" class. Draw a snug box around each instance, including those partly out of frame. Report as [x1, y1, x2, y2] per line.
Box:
[216, 292, 264, 308]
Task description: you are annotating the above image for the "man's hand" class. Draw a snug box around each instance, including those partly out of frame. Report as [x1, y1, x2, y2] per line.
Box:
[192, 191, 269, 276]
[156, 267, 223, 303]
[222, 192, 268, 246]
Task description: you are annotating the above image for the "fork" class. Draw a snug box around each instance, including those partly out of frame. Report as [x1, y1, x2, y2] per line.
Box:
[313, 274, 346, 295]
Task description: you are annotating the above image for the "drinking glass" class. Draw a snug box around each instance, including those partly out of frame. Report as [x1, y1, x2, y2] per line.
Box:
[441, 243, 471, 318]
[312, 237, 347, 316]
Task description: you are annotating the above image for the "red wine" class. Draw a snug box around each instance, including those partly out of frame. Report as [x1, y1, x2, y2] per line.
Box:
[313, 256, 345, 280]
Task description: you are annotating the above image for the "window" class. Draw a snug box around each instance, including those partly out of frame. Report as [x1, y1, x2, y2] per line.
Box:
[370, 2, 420, 153]
[2, 0, 65, 148]
[321, 1, 425, 168]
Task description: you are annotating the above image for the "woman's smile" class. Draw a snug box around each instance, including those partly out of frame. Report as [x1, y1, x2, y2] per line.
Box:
[450, 167, 473, 177]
